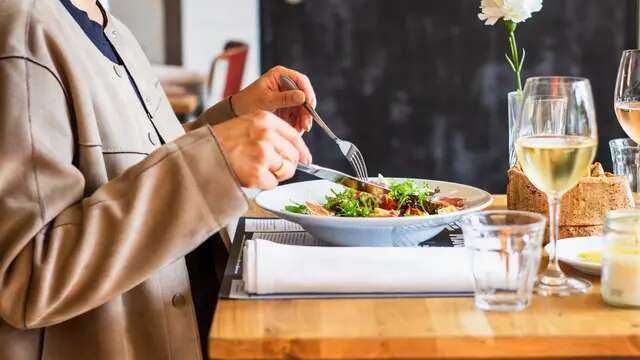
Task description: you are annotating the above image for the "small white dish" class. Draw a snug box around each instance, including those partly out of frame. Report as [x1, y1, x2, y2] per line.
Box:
[255, 178, 493, 247]
[544, 236, 603, 276]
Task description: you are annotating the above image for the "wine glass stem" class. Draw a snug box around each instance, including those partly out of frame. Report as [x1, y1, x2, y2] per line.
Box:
[546, 194, 563, 275]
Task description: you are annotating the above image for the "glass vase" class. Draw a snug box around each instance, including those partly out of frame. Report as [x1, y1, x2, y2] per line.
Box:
[508, 91, 523, 167]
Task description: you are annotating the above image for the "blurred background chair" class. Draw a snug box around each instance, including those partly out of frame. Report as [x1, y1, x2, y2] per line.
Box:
[205, 41, 249, 108]
[152, 40, 248, 122]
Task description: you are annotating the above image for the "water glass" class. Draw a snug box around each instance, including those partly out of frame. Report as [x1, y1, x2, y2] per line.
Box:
[461, 211, 546, 311]
[609, 138, 640, 193]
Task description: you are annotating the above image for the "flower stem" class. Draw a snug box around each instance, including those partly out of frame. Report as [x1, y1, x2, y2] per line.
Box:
[508, 30, 522, 93]
[503, 20, 523, 94]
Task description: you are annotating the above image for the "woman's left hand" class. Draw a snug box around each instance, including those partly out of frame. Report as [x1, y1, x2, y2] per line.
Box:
[230, 66, 316, 133]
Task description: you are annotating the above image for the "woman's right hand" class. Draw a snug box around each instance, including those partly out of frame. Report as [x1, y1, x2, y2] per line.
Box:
[211, 110, 312, 190]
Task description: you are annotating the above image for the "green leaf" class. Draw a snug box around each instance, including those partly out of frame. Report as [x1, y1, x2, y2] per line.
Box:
[504, 53, 517, 72]
[388, 179, 438, 215]
[285, 203, 310, 214]
[518, 48, 526, 71]
[323, 188, 379, 217]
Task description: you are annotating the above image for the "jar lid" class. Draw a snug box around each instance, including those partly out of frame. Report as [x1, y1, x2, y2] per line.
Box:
[605, 209, 640, 234]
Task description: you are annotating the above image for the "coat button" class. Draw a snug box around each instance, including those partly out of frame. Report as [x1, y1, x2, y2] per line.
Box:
[172, 293, 185, 308]
[111, 29, 117, 37]
[113, 65, 123, 78]
[148, 131, 157, 146]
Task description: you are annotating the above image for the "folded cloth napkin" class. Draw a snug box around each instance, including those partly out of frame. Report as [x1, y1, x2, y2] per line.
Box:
[243, 239, 473, 295]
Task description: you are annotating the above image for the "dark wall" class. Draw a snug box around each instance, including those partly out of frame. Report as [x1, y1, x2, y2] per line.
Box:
[261, 0, 637, 193]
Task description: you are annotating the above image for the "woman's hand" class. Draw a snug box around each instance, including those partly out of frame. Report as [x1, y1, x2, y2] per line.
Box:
[211, 110, 312, 189]
[230, 66, 317, 133]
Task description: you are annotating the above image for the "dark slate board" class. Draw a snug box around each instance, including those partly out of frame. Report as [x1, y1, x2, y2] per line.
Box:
[261, 0, 637, 193]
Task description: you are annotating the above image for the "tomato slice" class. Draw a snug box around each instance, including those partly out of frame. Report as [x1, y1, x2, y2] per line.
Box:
[379, 196, 397, 210]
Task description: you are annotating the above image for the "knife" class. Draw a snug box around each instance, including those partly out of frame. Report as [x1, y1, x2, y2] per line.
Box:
[296, 163, 389, 195]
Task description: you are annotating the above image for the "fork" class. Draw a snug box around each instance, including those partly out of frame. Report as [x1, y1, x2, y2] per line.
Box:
[279, 75, 369, 180]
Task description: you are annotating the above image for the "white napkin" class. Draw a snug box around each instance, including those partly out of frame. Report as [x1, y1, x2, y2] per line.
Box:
[243, 239, 474, 294]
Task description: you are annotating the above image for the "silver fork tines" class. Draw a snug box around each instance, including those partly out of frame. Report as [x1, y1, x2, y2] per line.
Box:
[340, 141, 368, 180]
[279, 75, 369, 180]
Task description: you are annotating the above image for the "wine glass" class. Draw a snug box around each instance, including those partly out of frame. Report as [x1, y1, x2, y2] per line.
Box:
[614, 49, 640, 196]
[515, 77, 598, 296]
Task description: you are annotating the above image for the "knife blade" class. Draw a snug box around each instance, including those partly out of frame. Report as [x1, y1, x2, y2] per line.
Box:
[296, 163, 389, 195]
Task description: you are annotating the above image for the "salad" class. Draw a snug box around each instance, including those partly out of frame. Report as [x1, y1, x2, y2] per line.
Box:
[285, 179, 464, 217]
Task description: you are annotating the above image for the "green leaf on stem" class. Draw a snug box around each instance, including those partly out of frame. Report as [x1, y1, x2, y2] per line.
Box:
[519, 48, 526, 71]
[505, 53, 517, 72]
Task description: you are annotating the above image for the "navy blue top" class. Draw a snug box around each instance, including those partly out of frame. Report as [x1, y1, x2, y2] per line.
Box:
[59, 0, 147, 111]
[59, 0, 120, 63]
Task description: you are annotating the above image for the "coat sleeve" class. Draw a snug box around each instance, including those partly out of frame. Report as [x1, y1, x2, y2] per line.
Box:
[183, 96, 237, 132]
[0, 57, 248, 329]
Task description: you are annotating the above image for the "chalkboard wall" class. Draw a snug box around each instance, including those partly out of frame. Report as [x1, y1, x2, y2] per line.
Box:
[261, 0, 637, 193]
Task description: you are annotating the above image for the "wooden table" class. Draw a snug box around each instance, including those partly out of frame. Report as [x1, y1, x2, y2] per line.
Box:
[209, 195, 640, 359]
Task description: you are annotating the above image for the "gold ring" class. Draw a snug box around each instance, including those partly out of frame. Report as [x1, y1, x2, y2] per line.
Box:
[272, 158, 290, 177]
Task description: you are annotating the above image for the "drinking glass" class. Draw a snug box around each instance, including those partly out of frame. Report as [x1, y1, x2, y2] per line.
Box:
[609, 138, 640, 195]
[462, 211, 546, 311]
[515, 77, 598, 296]
[615, 50, 640, 194]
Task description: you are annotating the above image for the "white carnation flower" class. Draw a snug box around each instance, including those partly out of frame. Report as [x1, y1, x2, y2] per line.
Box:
[478, 0, 543, 25]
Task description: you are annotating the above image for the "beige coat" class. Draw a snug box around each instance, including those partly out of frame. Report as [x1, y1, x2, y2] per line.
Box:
[0, 0, 249, 359]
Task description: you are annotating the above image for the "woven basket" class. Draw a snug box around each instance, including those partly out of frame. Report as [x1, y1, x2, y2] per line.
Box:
[507, 163, 634, 240]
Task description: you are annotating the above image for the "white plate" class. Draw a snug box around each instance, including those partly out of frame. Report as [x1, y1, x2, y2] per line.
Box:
[544, 236, 603, 275]
[255, 178, 493, 247]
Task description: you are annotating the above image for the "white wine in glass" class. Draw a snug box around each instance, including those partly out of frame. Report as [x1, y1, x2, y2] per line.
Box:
[517, 135, 597, 194]
[516, 77, 597, 296]
[614, 102, 640, 143]
[615, 50, 640, 196]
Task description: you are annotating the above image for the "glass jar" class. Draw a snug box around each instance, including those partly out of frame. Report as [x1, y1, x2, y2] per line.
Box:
[601, 209, 640, 307]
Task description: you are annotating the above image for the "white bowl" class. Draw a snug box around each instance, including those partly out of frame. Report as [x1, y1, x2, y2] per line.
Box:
[255, 178, 493, 247]
[544, 236, 602, 276]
